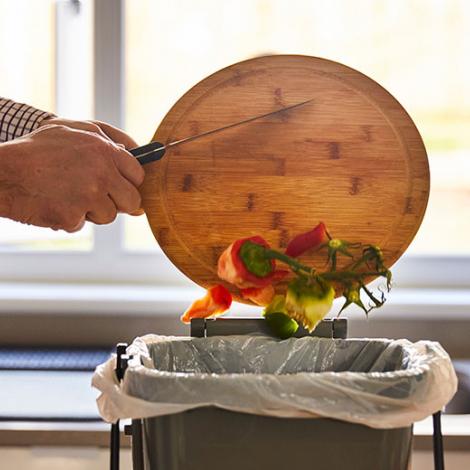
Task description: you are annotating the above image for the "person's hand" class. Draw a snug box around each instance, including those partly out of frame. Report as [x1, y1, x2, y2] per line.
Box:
[39, 117, 145, 217]
[39, 117, 138, 150]
[0, 123, 145, 232]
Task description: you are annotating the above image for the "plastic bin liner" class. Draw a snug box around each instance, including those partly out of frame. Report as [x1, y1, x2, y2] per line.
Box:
[92, 335, 457, 428]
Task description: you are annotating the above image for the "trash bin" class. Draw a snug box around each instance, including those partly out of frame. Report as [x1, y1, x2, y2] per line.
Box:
[93, 319, 456, 470]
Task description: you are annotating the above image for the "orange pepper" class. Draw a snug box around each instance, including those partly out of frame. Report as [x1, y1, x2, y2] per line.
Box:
[180, 284, 232, 324]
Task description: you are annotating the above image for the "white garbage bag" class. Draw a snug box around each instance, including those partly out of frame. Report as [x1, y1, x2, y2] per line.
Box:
[92, 334, 457, 429]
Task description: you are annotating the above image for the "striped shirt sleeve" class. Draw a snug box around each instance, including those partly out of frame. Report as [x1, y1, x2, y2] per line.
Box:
[0, 97, 55, 143]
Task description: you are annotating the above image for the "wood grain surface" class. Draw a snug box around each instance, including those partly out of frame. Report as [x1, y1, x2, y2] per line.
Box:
[141, 55, 429, 302]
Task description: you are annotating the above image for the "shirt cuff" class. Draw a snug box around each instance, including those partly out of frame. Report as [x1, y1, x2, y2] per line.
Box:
[0, 98, 56, 143]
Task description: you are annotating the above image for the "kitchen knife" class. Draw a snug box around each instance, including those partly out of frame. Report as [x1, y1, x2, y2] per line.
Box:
[130, 99, 313, 165]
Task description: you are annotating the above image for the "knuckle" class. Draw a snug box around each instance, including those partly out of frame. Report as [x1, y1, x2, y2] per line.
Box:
[74, 134, 103, 155]
[107, 210, 117, 224]
[85, 122, 101, 133]
[100, 210, 117, 225]
[87, 132, 107, 146]
[92, 203, 117, 225]
[40, 209, 62, 228]
[48, 124, 68, 134]
[87, 182, 102, 197]
[61, 215, 81, 232]
[92, 120, 108, 132]
[101, 140, 120, 157]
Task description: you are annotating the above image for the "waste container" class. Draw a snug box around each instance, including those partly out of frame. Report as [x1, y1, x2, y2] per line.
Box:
[93, 319, 457, 470]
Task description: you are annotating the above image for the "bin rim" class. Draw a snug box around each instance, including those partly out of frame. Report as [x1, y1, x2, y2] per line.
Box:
[92, 334, 457, 428]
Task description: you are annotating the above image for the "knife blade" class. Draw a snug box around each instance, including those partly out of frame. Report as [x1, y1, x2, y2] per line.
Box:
[130, 98, 313, 165]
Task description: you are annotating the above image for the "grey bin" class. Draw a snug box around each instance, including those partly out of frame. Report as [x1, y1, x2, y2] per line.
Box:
[119, 319, 417, 470]
[141, 408, 412, 470]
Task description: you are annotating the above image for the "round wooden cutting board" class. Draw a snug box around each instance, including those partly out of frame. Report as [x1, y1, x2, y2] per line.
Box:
[141, 55, 429, 302]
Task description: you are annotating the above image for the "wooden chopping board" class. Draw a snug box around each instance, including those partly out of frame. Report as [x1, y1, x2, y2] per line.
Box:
[141, 55, 429, 302]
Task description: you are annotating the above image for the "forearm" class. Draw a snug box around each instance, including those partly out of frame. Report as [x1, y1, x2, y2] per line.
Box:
[0, 97, 55, 143]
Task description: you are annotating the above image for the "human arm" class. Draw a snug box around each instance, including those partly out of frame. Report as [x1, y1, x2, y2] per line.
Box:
[0, 120, 144, 232]
[0, 98, 145, 231]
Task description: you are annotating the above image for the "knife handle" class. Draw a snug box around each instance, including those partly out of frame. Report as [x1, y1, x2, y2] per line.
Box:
[129, 141, 166, 165]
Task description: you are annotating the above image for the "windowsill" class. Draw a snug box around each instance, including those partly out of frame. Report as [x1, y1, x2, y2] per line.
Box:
[0, 282, 469, 318]
[0, 282, 207, 316]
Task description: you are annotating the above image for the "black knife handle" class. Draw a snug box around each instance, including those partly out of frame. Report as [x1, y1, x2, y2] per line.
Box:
[129, 141, 165, 165]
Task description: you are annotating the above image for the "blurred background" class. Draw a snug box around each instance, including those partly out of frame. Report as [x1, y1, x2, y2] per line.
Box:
[0, 2, 469, 469]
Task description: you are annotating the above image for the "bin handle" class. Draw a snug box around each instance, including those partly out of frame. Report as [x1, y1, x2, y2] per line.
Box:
[433, 411, 444, 470]
[110, 343, 129, 470]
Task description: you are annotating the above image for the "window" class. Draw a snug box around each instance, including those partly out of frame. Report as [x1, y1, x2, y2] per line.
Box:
[0, 0, 468, 320]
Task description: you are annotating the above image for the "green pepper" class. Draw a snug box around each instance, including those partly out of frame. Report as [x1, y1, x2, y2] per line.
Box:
[285, 277, 335, 332]
[239, 240, 273, 277]
[265, 312, 299, 339]
[263, 295, 299, 339]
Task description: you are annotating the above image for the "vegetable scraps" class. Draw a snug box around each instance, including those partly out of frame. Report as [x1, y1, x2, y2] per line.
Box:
[180, 284, 232, 323]
[181, 222, 392, 339]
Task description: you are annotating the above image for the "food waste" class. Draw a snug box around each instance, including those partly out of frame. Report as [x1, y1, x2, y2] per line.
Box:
[181, 222, 392, 339]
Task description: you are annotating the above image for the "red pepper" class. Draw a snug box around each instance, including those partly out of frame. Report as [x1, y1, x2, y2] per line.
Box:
[285, 222, 328, 258]
[180, 284, 232, 324]
[218, 236, 284, 289]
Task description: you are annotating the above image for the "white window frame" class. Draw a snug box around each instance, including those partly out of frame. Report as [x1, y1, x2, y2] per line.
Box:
[0, 0, 469, 322]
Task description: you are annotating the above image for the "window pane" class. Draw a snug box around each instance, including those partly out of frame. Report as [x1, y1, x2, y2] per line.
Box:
[124, 0, 470, 254]
[0, 0, 93, 251]
[0, 220, 93, 251]
[123, 214, 159, 251]
[0, 0, 54, 111]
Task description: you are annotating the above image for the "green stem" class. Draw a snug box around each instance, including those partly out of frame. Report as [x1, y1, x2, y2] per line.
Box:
[263, 247, 386, 283]
[263, 249, 315, 275]
[320, 271, 387, 281]
[346, 255, 369, 271]
[360, 282, 384, 306]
